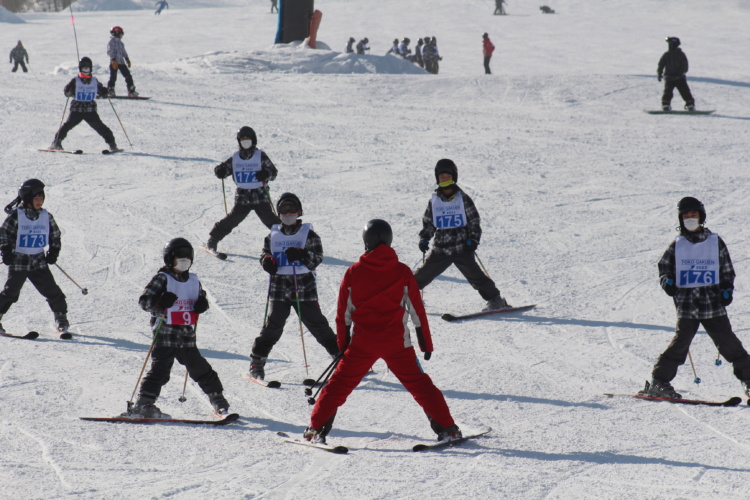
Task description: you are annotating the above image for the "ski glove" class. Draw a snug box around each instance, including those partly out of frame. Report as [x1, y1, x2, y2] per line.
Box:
[418, 239, 429, 253]
[45, 248, 59, 265]
[284, 247, 305, 262]
[657, 74, 662, 82]
[126, 58, 131, 68]
[156, 291, 178, 309]
[255, 169, 270, 182]
[261, 255, 278, 275]
[660, 276, 676, 297]
[1, 246, 13, 266]
[193, 295, 209, 314]
[424, 352, 432, 361]
[464, 239, 479, 252]
[111, 59, 118, 70]
[720, 288, 733, 307]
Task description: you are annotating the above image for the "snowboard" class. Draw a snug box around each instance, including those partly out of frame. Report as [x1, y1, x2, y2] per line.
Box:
[644, 109, 715, 115]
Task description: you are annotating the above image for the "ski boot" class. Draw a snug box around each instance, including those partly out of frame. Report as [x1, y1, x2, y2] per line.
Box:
[54, 312, 70, 335]
[437, 425, 462, 441]
[685, 103, 696, 111]
[106, 86, 116, 97]
[130, 393, 164, 418]
[483, 295, 510, 311]
[209, 392, 230, 416]
[646, 379, 682, 399]
[0, 318, 5, 334]
[107, 141, 120, 153]
[661, 104, 671, 111]
[249, 354, 267, 380]
[127, 86, 139, 97]
[49, 140, 63, 151]
[742, 381, 750, 399]
[207, 237, 219, 252]
[303, 426, 327, 444]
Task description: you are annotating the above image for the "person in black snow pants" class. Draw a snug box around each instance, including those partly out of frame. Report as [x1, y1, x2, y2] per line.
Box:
[645, 197, 750, 399]
[414, 159, 511, 311]
[50, 57, 118, 152]
[107, 26, 138, 97]
[131, 238, 230, 418]
[0, 179, 69, 336]
[249, 193, 339, 381]
[207, 126, 280, 254]
[657, 37, 695, 111]
[9, 41, 29, 73]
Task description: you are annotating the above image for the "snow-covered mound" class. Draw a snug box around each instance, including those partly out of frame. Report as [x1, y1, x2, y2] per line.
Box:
[180, 41, 427, 75]
[72, 0, 144, 11]
[0, 5, 25, 23]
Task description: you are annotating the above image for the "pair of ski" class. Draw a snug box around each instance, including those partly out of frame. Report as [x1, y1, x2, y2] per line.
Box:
[278, 427, 491, 454]
[441, 304, 536, 322]
[38, 148, 124, 155]
[80, 412, 240, 426]
[1, 331, 72, 340]
[605, 381, 743, 407]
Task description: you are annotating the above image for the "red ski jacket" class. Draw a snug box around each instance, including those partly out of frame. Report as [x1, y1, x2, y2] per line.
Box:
[483, 38, 495, 57]
[336, 244, 433, 354]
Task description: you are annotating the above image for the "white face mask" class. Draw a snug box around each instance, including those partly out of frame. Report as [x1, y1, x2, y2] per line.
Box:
[174, 258, 192, 272]
[280, 214, 298, 226]
[683, 218, 700, 231]
[240, 140, 254, 149]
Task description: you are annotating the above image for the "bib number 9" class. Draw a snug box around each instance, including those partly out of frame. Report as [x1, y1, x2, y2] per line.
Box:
[170, 310, 197, 325]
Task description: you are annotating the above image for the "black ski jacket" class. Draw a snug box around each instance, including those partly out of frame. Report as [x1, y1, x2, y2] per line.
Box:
[657, 48, 689, 81]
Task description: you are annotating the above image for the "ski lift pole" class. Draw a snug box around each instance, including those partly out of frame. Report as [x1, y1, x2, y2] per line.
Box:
[107, 98, 133, 147]
[68, 4, 80, 61]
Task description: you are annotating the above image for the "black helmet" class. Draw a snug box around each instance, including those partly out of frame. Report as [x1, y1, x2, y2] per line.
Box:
[482, 33, 489, 39]
[79, 56, 93, 77]
[434, 158, 458, 184]
[393, 39, 399, 44]
[363, 219, 393, 251]
[349, 37, 355, 43]
[277, 192, 303, 216]
[163, 237, 194, 266]
[363, 37, 369, 44]
[236, 126, 257, 149]
[666, 36, 680, 47]
[677, 196, 706, 226]
[403, 38, 410, 44]
[19, 178, 45, 207]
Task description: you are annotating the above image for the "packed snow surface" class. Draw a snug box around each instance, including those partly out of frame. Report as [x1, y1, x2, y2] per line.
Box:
[2, 0, 750, 498]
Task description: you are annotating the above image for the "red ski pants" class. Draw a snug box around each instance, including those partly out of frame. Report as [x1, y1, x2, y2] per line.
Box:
[310, 344, 455, 430]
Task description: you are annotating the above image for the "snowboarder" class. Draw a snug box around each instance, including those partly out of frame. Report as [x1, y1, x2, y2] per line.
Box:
[356, 38, 370, 55]
[49, 56, 118, 152]
[415, 159, 511, 311]
[482, 33, 495, 75]
[345, 37, 355, 53]
[154, 0, 168, 15]
[646, 197, 750, 399]
[9, 40, 29, 73]
[106, 26, 138, 97]
[0, 179, 69, 336]
[131, 238, 230, 418]
[207, 126, 279, 254]
[250, 193, 339, 380]
[494, 0, 507, 15]
[303, 219, 461, 444]
[657, 37, 695, 111]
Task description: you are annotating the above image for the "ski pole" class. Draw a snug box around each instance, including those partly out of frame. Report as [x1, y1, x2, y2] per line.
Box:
[54, 263, 88, 295]
[265, 186, 277, 217]
[687, 349, 701, 384]
[107, 98, 133, 147]
[715, 349, 723, 366]
[54, 97, 70, 146]
[127, 315, 165, 412]
[306, 352, 344, 404]
[221, 178, 228, 215]
[68, 4, 80, 61]
[304, 350, 343, 396]
[179, 318, 198, 402]
[292, 265, 310, 376]
[262, 273, 272, 328]
[475, 251, 492, 279]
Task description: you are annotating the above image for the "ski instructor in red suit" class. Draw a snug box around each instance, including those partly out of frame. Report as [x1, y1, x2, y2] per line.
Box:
[304, 219, 461, 444]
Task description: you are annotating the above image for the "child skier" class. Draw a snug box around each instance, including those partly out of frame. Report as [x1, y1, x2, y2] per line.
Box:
[9, 40, 29, 73]
[50, 57, 118, 152]
[657, 37, 695, 111]
[207, 126, 279, 254]
[645, 197, 750, 399]
[107, 26, 138, 97]
[131, 238, 229, 418]
[0, 179, 69, 336]
[250, 193, 339, 381]
[304, 219, 461, 444]
[414, 158, 511, 311]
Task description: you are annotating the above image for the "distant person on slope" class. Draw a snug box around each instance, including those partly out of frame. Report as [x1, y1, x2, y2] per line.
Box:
[414, 159, 511, 311]
[0, 179, 70, 337]
[49, 56, 119, 153]
[356, 38, 370, 55]
[657, 37, 695, 111]
[645, 197, 750, 399]
[345, 37, 355, 53]
[270, 0, 278, 14]
[303, 219, 461, 445]
[154, 0, 168, 15]
[107, 26, 138, 97]
[9, 40, 29, 73]
[207, 126, 279, 255]
[415, 38, 425, 68]
[494, 0, 507, 15]
[249, 193, 339, 382]
[132, 238, 230, 418]
[482, 33, 495, 75]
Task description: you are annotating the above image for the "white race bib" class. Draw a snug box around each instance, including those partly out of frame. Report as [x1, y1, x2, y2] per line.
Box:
[270, 223, 312, 275]
[431, 192, 467, 229]
[75, 77, 98, 102]
[15, 208, 49, 255]
[232, 150, 263, 189]
[162, 272, 200, 325]
[675, 234, 720, 288]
